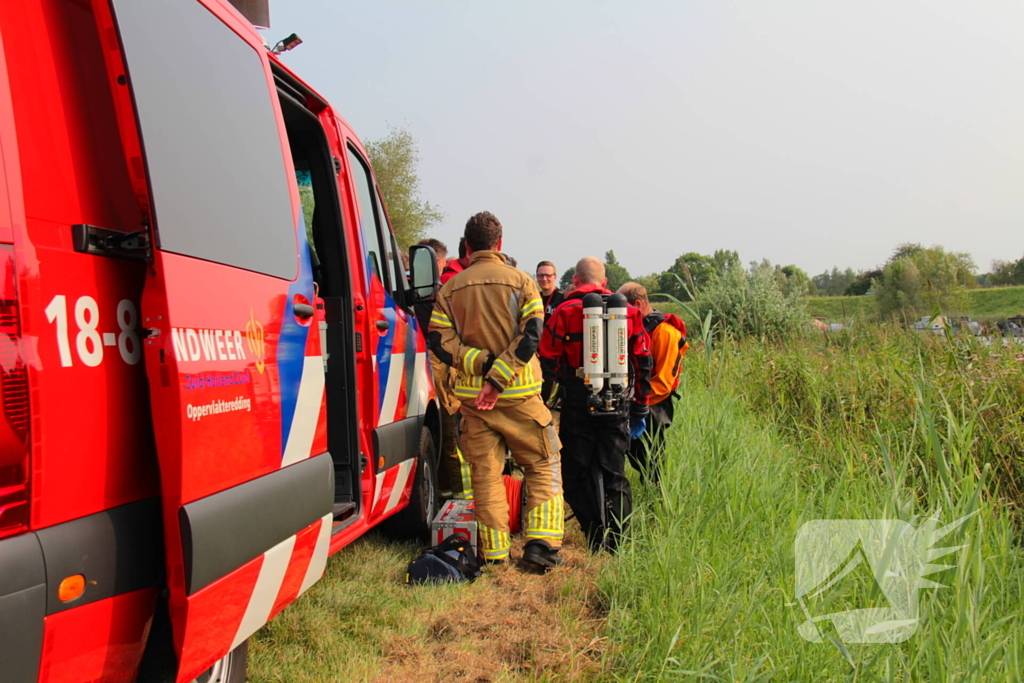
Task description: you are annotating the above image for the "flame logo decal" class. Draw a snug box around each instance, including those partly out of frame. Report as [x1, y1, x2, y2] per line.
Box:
[245, 306, 266, 374]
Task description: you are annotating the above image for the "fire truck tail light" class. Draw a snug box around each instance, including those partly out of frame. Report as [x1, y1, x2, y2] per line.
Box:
[0, 247, 29, 541]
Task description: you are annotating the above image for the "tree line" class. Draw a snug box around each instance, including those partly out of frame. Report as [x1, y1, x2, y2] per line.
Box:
[541, 241, 1019, 337]
[362, 124, 1021, 301]
[811, 248, 1024, 296]
[364, 126, 1019, 335]
[648, 246, 1022, 303]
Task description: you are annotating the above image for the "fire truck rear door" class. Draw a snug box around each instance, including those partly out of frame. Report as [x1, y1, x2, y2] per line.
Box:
[103, 1, 333, 679]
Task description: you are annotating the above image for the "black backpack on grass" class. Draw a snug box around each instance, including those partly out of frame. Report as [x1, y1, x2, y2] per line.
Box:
[405, 533, 481, 585]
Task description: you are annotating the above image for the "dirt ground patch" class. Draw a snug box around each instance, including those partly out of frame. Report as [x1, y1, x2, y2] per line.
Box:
[374, 533, 610, 683]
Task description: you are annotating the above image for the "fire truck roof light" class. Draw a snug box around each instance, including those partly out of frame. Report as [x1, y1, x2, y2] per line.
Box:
[271, 33, 302, 54]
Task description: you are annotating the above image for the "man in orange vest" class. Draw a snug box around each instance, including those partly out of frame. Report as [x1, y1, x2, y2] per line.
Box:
[617, 282, 688, 484]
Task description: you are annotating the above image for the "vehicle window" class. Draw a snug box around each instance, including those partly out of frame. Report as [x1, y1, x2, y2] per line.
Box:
[347, 148, 389, 291]
[376, 190, 408, 294]
[296, 169, 315, 246]
[111, 0, 296, 279]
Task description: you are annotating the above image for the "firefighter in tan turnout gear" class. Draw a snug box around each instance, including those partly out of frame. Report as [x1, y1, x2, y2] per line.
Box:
[428, 212, 565, 568]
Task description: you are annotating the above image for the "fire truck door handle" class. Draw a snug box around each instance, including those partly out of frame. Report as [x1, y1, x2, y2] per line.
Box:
[376, 320, 390, 331]
[293, 303, 315, 319]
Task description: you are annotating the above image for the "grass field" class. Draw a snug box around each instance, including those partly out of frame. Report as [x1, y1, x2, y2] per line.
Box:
[248, 528, 610, 682]
[805, 285, 1024, 323]
[963, 285, 1024, 320]
[248, 325, 1024, 682]
[803, 295, 877, 321]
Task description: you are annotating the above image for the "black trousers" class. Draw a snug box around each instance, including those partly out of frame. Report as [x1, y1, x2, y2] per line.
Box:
[559, 407, 632, 552]
[627, 399, 674, 484]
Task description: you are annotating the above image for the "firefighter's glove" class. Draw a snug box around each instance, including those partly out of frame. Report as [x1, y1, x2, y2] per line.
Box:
[629, 417, 647, 440]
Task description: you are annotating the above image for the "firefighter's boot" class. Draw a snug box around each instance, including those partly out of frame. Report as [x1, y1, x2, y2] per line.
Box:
[522, 539, 563, 569]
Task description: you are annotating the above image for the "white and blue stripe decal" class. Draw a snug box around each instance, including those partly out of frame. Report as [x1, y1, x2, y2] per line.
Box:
[375, 290, 398, 412]
[277, 222, 315, 457]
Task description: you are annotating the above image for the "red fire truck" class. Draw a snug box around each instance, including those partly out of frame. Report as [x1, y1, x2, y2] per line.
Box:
[0, 1, 444, 681]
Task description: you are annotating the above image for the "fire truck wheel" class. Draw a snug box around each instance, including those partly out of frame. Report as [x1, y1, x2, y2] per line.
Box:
[191, 641, 248, 683]
[381, 426, 439, 541]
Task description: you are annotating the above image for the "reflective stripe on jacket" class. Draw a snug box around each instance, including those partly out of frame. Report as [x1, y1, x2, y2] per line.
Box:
[429, 251, 545, 402]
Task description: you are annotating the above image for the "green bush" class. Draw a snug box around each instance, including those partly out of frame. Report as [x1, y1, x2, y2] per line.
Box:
[696, 260, 807, 339]
[875, 246, 976, 319]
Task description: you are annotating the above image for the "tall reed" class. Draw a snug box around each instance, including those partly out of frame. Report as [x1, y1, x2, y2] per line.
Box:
[602, 324, 1024, 681]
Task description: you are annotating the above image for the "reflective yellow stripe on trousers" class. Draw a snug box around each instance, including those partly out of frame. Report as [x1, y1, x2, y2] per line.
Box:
[478, 524, 511, 560]
[524, 496, 564, 544]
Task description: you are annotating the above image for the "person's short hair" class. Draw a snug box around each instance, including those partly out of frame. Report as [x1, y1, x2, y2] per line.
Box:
[418, 238, 448, 259]
[457, 237, 467, 259]
[536, 260, 556, 274]
[618, 282, 649, 306]
[574, 257, 606, 285]
[502, 253, 517, 268]
[464, 212, 502, 251]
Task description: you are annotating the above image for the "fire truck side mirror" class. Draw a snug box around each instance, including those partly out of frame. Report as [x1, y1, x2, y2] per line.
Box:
[409, 244, 438, 304]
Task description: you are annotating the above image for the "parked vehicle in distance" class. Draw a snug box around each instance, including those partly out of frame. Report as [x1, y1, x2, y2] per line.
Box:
[996, 321, 1023, 337]
[953, 317, 982, 336]
[911, 316, 947, 334]
[910, 315, 980, 336]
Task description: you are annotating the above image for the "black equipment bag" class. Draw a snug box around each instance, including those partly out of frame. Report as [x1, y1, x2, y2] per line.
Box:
[405, 533, 482, 585]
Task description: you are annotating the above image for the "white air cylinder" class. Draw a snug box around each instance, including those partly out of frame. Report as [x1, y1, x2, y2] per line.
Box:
[581, 293, 605, 393]
[605, 293, 628, 390]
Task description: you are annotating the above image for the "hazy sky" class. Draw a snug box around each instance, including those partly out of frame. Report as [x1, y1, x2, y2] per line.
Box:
[266, 1, 1021, 280]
